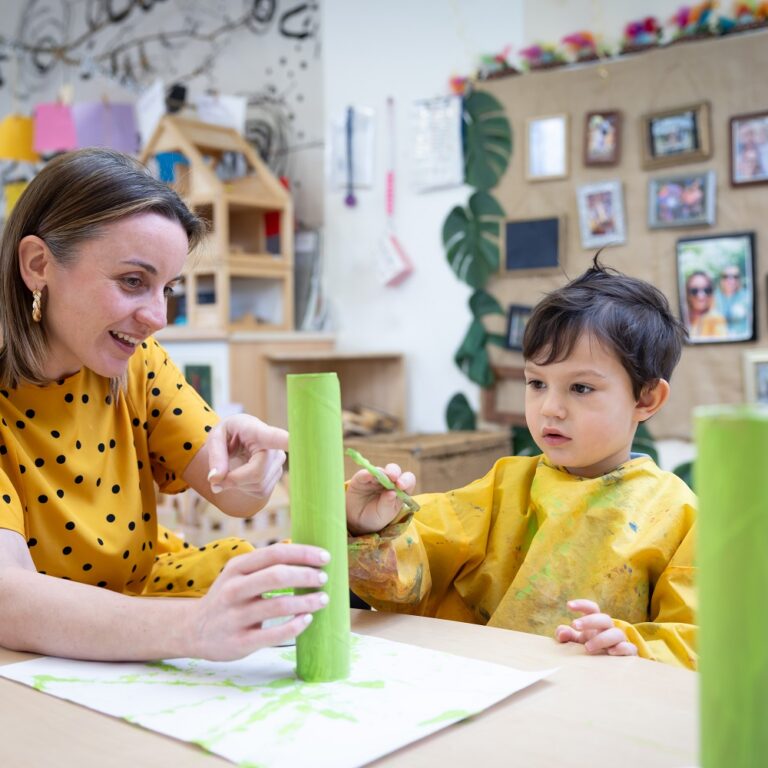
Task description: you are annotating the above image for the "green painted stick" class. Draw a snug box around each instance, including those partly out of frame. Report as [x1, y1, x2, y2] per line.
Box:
[695, 405, 768, 768]
[287, 373, 350, 682]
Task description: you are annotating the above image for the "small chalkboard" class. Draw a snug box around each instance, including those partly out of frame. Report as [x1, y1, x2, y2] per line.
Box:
[502, 217, 561, 272]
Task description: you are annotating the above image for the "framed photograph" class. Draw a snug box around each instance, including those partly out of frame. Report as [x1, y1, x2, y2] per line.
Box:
[501, 216, 562, 273]
[526, 114, 569, 181]
[641, 102, 711, 169]
[743, 350, 768, 404]
[584, 111, 622, 166]
[676, 232, 756, 344]
[576, 180, 626, 249]
[506, 305, 533, 350]
[729, 111, 768, 187]
[648, 170, 716, 229]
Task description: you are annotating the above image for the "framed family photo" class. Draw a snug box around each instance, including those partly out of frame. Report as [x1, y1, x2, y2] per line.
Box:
[729, 111, 768, 187]
[576, 180, 626, 249]
[676, 232, 756, 344]
[584, 111, 622, 166]
[742, 349, 768, 404]
[506, 305, 533, 350]
[526, 114, 569, 181]
[648, 170, 716, 229]
[641, 102, 711, 170]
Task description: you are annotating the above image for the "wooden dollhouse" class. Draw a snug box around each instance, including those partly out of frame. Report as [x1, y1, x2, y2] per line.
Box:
[140, 115, 294, 331]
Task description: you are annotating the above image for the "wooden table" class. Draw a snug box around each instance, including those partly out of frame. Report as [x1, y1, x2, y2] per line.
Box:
[0, 610, 697, 767]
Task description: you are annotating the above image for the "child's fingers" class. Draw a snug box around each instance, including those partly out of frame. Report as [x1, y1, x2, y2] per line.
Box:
[572, 612, 613, 633]
[584, 627, 627, 654]
[607, 641, 638, 657]
[567, 598, 601, 615]
[554, 624, 581, 643]
[395, 471, 416, 494]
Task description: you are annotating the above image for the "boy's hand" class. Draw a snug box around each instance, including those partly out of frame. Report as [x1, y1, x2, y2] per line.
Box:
[346, 463, 416, 535]
[554, 599, 638, 657]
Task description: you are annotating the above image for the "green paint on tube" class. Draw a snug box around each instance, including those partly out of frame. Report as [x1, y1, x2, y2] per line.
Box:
[695, 405, 768, 768]
[288, 373, 351, 682]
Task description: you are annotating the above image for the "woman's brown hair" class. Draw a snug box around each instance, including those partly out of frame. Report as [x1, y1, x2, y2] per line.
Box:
[0, 148, 206, 390]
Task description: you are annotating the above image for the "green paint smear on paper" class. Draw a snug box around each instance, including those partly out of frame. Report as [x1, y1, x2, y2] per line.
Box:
[418, 709, 472, 726]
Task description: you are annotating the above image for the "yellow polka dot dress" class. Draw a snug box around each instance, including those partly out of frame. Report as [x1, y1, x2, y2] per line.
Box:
[0, 338, 253, 597]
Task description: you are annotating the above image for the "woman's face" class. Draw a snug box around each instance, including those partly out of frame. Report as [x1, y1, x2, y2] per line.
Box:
[41, 212, 188, 379]
[686, 274, 714, 314]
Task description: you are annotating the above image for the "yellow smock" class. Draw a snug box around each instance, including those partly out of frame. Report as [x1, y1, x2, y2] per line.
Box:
[349, 454, 697, 669]
[0, 338, 253, 597]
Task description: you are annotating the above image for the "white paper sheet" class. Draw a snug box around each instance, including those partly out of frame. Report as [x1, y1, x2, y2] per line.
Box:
[0, 633, 552, 768]
[410, 95, 464, 192]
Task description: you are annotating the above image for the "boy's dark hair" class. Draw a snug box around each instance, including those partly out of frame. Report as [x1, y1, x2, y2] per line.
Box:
[522, 257, 687, 398]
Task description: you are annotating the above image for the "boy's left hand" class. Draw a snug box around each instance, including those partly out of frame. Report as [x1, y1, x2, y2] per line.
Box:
[554, 599, 637, 657]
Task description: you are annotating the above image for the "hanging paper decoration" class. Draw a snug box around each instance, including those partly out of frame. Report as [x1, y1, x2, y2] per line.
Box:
[0, 115, 40, 162]
[33, 103, 77, 154]
[4, 180, 29, 217]
[71, 102, 139, 153]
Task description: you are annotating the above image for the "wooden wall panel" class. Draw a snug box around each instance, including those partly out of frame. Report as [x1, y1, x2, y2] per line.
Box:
[482, 31, 768, 439]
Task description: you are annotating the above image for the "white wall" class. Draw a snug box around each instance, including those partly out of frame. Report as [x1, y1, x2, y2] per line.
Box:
[322, 0, 525, 431]
[322, 0, 686, 431]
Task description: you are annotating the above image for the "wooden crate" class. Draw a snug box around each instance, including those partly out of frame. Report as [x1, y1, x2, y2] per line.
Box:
[344, 431, 510, 494]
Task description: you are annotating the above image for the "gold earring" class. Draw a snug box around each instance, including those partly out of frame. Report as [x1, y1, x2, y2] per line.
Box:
[32, 289, 42, 323]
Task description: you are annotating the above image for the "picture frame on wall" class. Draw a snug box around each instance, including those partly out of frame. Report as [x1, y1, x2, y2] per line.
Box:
[742, 349, 768, 404]
[648, 170, 716, 229]
[641, 102, 711, 170]
[729, 110, 768, 187]
[676, 232, 756, 344]
[584, 111, 622, 166]
[184, 364, 214, 407]
[576, 180, 626, 249]
[526, 114, 569, 181]
[501, 216, 562, 273]
[506, 305, 533, 351]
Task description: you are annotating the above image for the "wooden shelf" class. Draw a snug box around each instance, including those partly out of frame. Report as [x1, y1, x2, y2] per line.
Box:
[262, 351, 406, 430]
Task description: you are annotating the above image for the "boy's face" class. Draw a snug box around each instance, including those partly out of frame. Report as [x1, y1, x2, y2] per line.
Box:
[524, 333, 644, 478]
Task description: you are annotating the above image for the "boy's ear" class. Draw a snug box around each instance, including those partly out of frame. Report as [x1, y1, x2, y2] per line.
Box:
[18, 235, 52, 291]
[635, 379, 670, 423]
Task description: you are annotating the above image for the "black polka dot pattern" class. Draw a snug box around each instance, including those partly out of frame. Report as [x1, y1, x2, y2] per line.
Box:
[0, 337, 220, 593]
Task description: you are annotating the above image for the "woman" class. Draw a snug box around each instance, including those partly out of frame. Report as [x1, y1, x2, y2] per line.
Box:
[684, 270, 726, 340]
[0, 149, 329, 662]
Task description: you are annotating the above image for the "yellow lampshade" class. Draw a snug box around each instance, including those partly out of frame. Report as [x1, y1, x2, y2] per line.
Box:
[0, 114, 40, 162]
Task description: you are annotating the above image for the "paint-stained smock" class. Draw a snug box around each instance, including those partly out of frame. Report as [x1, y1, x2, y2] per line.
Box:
[348, 454, 697, 669]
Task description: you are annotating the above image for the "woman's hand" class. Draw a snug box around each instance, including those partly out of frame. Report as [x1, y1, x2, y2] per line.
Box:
[554, 599, 638, 657]
[205, 414, 289, 500]
[346, 463, 416, 535]
[188, 543, 331, 660]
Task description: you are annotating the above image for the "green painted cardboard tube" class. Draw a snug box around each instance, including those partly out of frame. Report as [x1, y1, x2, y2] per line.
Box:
[695, 405, 768, 768]
[287, 373, 350, 682]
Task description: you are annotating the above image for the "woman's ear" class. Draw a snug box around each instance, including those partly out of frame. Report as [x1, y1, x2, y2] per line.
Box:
[635, 379, 670, 423]
[18, 235, 52, 291]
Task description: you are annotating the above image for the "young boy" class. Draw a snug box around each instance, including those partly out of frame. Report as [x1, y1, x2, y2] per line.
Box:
[345, 260, 697, 669]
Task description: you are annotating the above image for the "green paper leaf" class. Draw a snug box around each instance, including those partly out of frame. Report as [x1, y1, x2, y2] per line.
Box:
[446, 392, 477, 431]
[463, 91, 513, 190]
[442, 191, 505, 289]
[469, 289, 505, 318]
[454, 318, 487, 363]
